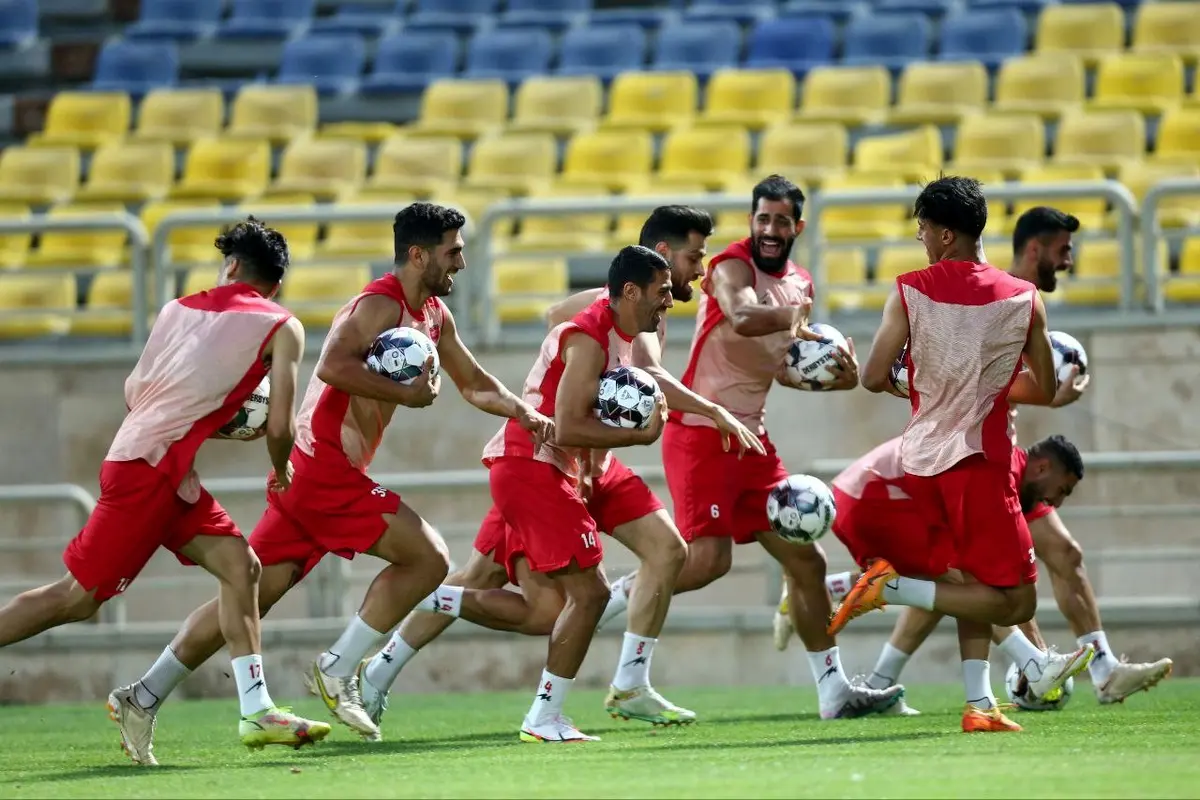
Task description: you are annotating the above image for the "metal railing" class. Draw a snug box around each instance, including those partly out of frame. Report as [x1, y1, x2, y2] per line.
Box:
[1141, 177, 1200, 314]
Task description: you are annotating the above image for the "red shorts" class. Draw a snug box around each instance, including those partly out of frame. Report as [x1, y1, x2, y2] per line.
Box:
[832, 486, 955, 579]
[489, 456, 663, 576]
[663, 421, 788, 545]
[248, 452, 401, 580]
[473, 504, 523, 586]
[63, 459, 241, 601]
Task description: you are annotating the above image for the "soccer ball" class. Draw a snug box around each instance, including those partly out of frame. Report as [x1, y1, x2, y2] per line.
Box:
[595, 365, 659, 429]
[1004, 661, 1074, 711]
[783, 323, 849, 390]
[220, 377, 270, 440]
[366, 327, 439, 385]
[1049, 330, 1089, 385]
[765, 474, 836, 544]
[891, 340, 910, 398]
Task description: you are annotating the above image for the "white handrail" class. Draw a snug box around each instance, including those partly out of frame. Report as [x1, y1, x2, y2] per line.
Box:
[1140, 177, 1200, 313]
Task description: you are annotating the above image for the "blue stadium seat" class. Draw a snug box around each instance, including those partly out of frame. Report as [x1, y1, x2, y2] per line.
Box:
[842, 13, 932, 71]
[498, 0, 592, 32]
[938, 9, 1028, 70]
[90, 40, 180, 98]
[126, 0, 221, 42]
[1061, 0, 1140, 9]
[745, 15, 835, 76]
[651, 21, 742, 80]
[218, 0, 316, 40]
[684, 0, 771, 26]
[309, 1, 404, 36]
[876, 0, 953, 14]
[965, 0, 1054, 13]
[464, 27, 554, 85]
[588, 8, 675, 29]
[0, 0, 37, 47]
[781, 0, 864, 24]
[407, 0, 501, 34]
[361, 31, 460, 95]
[556, 24, 647, 82]
[275, 34, 365, 96]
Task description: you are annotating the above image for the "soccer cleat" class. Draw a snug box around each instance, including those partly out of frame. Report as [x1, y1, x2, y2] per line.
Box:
[605, 685, 697, 726]
[304, 660, 380, 739]
[820, 681, 906, 720]
[519, 715, 599, 742]
[773, 583, 793, 652]
[826, 559, 898, 636]
[962, 703, 1022, 732]
[1095, 657, 1174, 705]
[239, 707, 331, 751]
[881, 697, 922, 716]
[107, 685, 158, 766]
[356, 659, 387, 742]
[1023, 644, 1095, 702]
[596, 574, 632, 630]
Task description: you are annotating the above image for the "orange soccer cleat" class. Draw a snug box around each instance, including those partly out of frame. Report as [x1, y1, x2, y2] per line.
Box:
[962, 704, 1022, 733]
[826, 559, 898, 636]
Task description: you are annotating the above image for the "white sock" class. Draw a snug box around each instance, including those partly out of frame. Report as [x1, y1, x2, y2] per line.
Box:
[319, 614, 385, 678]
[602, 575, 632, 623]
[612, 632, 656, 691]
[364, 631, 420, 692]
[881, 576, 937, 610]
[133, 646, 192, 713]
[808, 646, 851, 706]
[962, 659, 996, 709]
[525, 669, 571, 725]
[231, 654, 275, 717]
[1079, 630, 1118, 684]
[997, 629, 1047, 679]
[825, 571, 855, 602]
[866, 642, 911, 690]
[428, 585, 464, 617]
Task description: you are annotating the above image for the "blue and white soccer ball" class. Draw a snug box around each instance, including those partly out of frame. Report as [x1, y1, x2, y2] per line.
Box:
[1005, 661, 1074, 711]
[220, 376, 270, 440]
[891, 340, 911, 398]
[595, 365, 659, 429]
[784, 323, 849, 390]
[1049, 330, 1088, 385]
[366, 327, 439, 385]
[765, 474, 836, 545]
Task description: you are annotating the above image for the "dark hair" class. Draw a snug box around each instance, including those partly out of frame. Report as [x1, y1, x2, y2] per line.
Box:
[638, 205, 714, 250]
[608, 245, 670, 299]
[1012, 207, 1081, 255]
[752, 174, 805, 222]
[214, 215, 289, 285]
[1029, 434, 1085, 480]
[913, 176, 988, 240]
[393, 202, 466, 265]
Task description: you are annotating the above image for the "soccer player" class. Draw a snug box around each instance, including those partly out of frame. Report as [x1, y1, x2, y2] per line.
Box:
[0, 218, 330, 762]
[105, 203, 552, 757]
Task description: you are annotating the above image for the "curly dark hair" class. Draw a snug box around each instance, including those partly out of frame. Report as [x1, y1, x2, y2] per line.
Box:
[214, 215, 290, 285]
[394, 202, 467, 265]
[914, 176, 988, 240]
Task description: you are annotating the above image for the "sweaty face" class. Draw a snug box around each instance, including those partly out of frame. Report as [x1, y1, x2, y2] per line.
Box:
[1018, 459, 1079, 514]
[665, 231, 709, 302]
[422, 229, 466, 297]
[1032, 231, 1074, 293]
[750, 198, 798, 273]
[636, 270, 674, 333]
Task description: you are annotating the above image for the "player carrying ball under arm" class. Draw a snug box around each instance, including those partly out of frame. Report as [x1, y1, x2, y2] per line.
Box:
[0, 218, 330, 762]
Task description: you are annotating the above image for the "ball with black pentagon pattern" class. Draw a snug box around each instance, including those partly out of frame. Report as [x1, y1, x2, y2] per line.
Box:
[366, 327, 439, 385]
[594, 366, 660, 429]
[765, 474, 836, 544]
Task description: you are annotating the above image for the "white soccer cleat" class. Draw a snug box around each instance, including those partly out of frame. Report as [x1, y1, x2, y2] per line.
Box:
[107, 685, 158, 766]
[880, 697, 922, 716]
[605, 684, 697, 726]
[1095, 657, 1173, 705]
[519, 715, 600, 743]
[773, 583, 794, 652]
[1023, 644, 1095, 702]
[355, 660, 387, 742]
[596, 574, 632, 630]
[820, 681, 906, 720]
[304, 660, 380, 740]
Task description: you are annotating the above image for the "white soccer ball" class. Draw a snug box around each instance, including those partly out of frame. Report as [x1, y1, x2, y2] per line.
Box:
[1049, 330, 1088, 385]
[784, 323, 849, 390]
[595, 365, 659, 429]
[220, 376, 270, 440]
[891, 340, 910, 398]
[1004, 661, 1074, 712]
[366, 326, 439, 386]
[765, 474, 836, 545]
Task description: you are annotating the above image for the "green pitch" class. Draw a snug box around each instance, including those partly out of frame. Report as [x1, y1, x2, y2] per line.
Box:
[4, 681, 1197, 798]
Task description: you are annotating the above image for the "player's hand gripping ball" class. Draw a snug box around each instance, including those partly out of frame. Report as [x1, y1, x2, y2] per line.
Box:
[366, 327, 439, 385]
[766, 474, 836, 544]
[1049, 330, 1088, 385]
[784, 323, 849, 390]
[891, 340, 910, 398]
[595, 366, 660, 429]
[220, 376, 270, 440]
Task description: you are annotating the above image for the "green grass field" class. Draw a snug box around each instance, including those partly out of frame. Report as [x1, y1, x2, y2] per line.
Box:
[3, 680, 1197, 799]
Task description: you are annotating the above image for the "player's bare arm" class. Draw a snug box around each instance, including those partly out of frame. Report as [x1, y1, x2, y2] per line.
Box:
[546, 288, 606, 329]
[1020, 293, 1057, 406]
[1009, 364, 1089, 408]
[263, 316, 305, 490]
[315, 294, 438, 408]
[712, 259, 816, 339]
[861, 289, 910, 394]
[554, 334, 666, 449]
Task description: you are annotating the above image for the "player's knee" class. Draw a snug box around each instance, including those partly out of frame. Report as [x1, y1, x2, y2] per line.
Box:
[51, 578, 101, 623]
[1050, 537, 1086, 580]
[999, 586, 1037, 626]
[689, 539, 732, 585]
[786, 542, 828, 579]
[565, 571, 610, 615]
[644, 527, 687, 577]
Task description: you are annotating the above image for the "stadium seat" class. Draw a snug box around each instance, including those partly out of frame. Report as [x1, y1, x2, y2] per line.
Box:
[308, 1, 402, 36]
[758, 122, 849, 187]
[842, 14, 932, 72]
[360, 32, 459, 95]
[556, 24, 647, 82]
[993, 54, 1086, 120]
[601, 71, 699, 133]
[1170, 238, 1200, 303]
[821, 249, 877, 312]
[876, 244, 932, 282]
[320, 121, 397, 145]
[284, 264, 373, 327]
[76, 141, 175, 203]
[1133, 2, 1200, 66]
[464, 27, 553, 85]
[780, 0, 862, 22]
[509, 183, 611, 254]
[499, 0, 591, 32]
[889, 61, 989, 126]
[367, 135, 462, 198]
[967, 0, 1055, 12]
[239, 193, 319, 261]
[0, 146, 80, 206]
[127, 0, 222, 41]
[950, 113, 1045, 178]
[1154, 108, 1200, 166]
[0, 203, 31, 269]
[182, 264, 220, 295]
[1091, 53, 1185, 116]
[701, 68, 796, 130]
[172, 138, 272, 202]
[26, 92, 131, 151]
[588, 5, 672, 29]
[1034, 3, 1125, 67]
[651, 21, 742, 80]
[1054, 110, 1146, 174]
[227, 85, 318, 145]
[510, 75, 602, 136]
[1118, 161, 1200, 229]
[609, 179, 708, 248]
[819, 172, 911, 240]
[133, 88, 224, 146]
[465, 132, 557, 196]
[434, 187, 510, 239]
[952, 167, 1009, 229]
[1013, 164, 1108, 231]
[406, 0, 502, 35]
[936, 9, 1027, 71]
[492, 256, 569, 324]
[854, 126, 943, 184]
[0, 274, 75, 339]
[797, 66, 891, 127]
[407, 79, 509, 140]
[319, 197, 404, 259]
[72, 270, 146, 337]
[876, 0, 953, 14]
[141, 199, 222, 264]
[90, 40, 179, 98]
[0, 0, 37, 47]
[561, 129, 655, 192]
[1057, 239, 1125, 306]
[218, 0, 316, 40]
[26, 202, 128, 269]
[659, 126, 752, 191]
[685, 0, 768, 25]
[269, 139, 366, 201]
[276, 34, 366, 96]
[745, 15, 836, 76]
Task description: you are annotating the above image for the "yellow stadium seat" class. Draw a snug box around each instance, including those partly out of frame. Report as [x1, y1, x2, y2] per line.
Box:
[0, 203, 32, 268]
[611, 179, 709, 249]
[26, 202, 127, 268]
[510, 76, 602, 136]
[509, 182, 611, 254]
[950, 113, 1045, 178]
[1118, 161, 1200, 229]
[269, 138, 366, 202]
[76, 141, 176, 204]
[701, 68, 796, 130]
[0, 273, 75, 339]
[659, 126, 752, 191]
[1056, 239, 1148, 306]
[561, 129, 654, 192]
[1169, 237, 1200, 302]
[465, 132, 557, 196]
[1054, 110, 1146, 174]
[993, 55, 1086, 120]
[492, 255, 569, 323]
[133, 88, 224, 146]
[876, 244, 931, 283]
[142, 199, 222, 265]
[172, 137, 271, 202]
[889, 61, 989, 126]
[1035, 3, 1125, 67]
[27, 92, 131, 151]
[72, 271, 156, 338]
[227, 85, 317, 145]
[797, 66, 891, 128]
[284, 264, 373, 327]
[854, 126, 943, 184]
[319, 121, 397, 145]
[435, 187, 511, 240]
[601, 71, 699, 133]
[239, 193, 319, 261]
[366, 135, 461, 198]
[819, 172, 910, 241]
[1133, 2, 1200, 65]
[1013, 164, 1108, 231]
[1091, 53, 1184, 116]
[408, 79, 509, 140]
[319, 197, 404, 259]
[1153, 107, 1200, 166]
[0, 145, 80, 206]
[823, 249, 878, 312]
[758, 122, 848, 188]
[182, 264, 220, 296]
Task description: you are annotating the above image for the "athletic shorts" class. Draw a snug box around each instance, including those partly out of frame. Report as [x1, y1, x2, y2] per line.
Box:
[831, 485, 955, 579]
[248, 451, 401, 580]
[63, 459, 241, 601]
[489, 455, 663, 576]
[473, 504, 523, 586]
[662, 421, 788, 545]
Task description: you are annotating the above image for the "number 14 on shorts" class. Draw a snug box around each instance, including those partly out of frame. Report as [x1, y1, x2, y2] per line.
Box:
[580, 531, 598, 549]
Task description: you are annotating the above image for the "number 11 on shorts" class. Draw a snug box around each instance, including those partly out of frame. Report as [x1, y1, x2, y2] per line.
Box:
[580, 530, 597, 549]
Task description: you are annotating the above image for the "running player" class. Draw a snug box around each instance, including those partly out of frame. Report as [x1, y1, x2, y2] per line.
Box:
[104, 203, 552, 757]
[0, 218, 330, 762]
